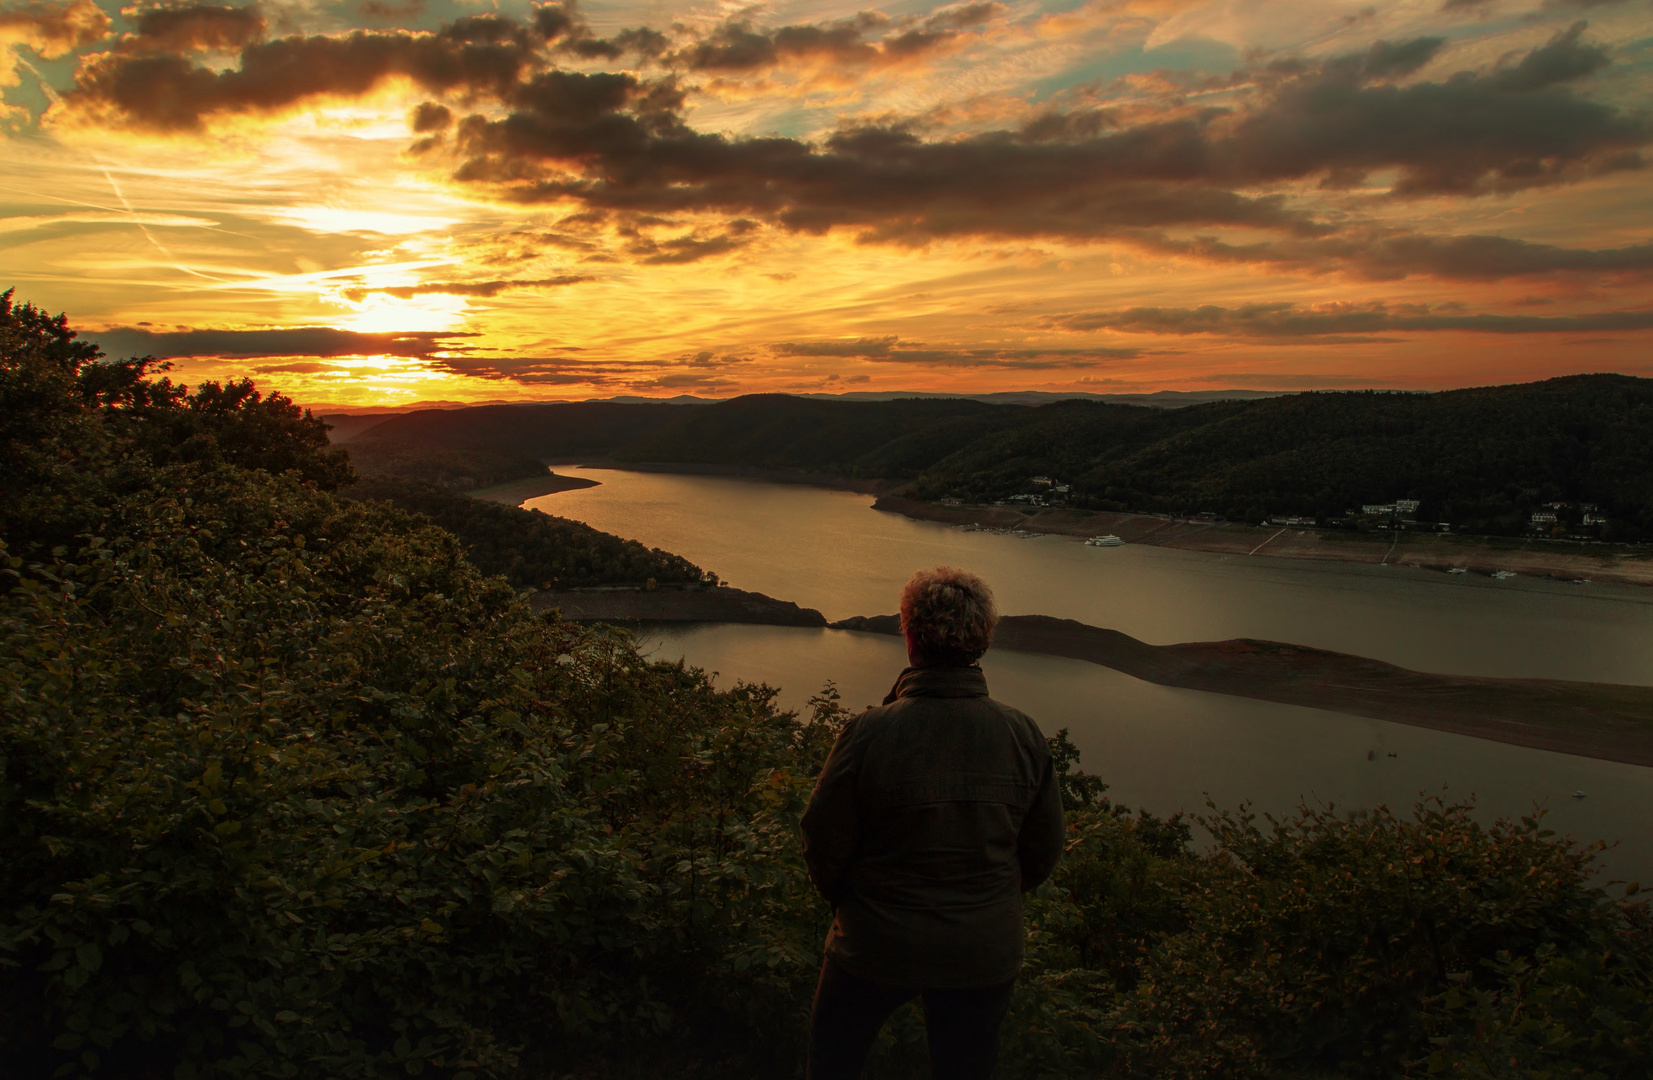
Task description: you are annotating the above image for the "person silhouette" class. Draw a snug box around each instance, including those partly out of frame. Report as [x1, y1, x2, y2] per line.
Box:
[801, 566, 1065, 1080]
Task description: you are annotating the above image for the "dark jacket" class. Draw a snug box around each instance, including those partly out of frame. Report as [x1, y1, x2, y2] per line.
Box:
[800, 665, 1065, 988]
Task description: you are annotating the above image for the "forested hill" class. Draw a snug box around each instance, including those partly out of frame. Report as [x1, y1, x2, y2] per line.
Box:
[347, 375, 1653, 539]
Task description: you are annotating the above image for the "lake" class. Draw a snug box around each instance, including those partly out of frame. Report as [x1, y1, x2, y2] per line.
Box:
[526, 466, 1653, 881]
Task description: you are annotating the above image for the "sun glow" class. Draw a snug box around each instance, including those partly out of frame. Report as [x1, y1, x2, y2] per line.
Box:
[265, 207, 466, 236]
[333, 293, 469, 333]
[2, 0, 1650, 408]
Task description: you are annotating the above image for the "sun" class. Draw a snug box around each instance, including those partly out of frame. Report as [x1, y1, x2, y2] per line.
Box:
[334, 292, 470, 334]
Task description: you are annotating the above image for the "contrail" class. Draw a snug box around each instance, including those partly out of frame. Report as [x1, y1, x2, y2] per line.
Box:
[16, 54, 226, 283]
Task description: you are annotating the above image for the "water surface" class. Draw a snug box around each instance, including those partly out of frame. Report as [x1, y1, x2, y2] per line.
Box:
[529, 467, 1653, 684]
[526, 467, 1653, 879]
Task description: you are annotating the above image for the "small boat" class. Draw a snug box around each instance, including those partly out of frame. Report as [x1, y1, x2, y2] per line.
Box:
[1086, 535, 1124, 547]
[1491, 570, 1517, 580]
[1387, 752, 1398, 758]
[1447, 567, 1467, 574]
[1573, 790, 1587, 799]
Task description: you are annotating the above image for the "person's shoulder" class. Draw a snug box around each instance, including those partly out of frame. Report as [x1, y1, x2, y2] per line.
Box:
[984, 697, 1050, 753]
[838, 700, 896, 743]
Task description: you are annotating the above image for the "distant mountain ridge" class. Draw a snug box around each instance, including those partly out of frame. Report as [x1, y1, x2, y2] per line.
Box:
[337, 374, 1653, 540]
[318, 388, 1289, 441]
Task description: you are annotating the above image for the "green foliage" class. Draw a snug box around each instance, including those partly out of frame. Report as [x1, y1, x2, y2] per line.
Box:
[1016, 799, 1652, 1080]
[342, 477, 714, 590]
[3, 295, 1649, 1078]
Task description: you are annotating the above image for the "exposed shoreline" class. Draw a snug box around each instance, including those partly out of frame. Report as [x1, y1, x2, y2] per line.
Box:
[873, 494, 1653, 587]
[835, 614, 1653, 767]
[507, 463, 1653, 586]
[531, 584, 827, 626]
[531, 586, 1653, 767]
[472, 471, 600, 504]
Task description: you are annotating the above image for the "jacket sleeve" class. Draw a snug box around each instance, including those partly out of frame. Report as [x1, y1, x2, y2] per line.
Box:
[1017, 754, 1065, 892]
[800, 717, 863, 906]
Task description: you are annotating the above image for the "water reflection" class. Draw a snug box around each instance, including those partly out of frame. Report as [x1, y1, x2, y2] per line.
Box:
[642, 623, 1653, 883]
[530, 466, 1653, 684]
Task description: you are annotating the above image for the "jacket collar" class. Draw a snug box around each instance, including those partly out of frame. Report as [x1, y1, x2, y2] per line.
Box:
[882, 665, 990, 705]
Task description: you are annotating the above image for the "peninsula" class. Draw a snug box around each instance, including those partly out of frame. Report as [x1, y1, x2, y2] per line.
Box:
[535, 586, 1653, 767]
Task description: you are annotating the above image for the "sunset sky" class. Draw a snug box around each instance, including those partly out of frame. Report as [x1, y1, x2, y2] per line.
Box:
[2, 0, 1650, 408]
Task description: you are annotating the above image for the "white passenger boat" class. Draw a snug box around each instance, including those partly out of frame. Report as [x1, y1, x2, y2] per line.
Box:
[1086, 535, 1124, 547]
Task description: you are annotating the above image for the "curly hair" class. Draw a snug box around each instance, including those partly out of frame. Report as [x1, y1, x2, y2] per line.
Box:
[899, 566, 998, 667]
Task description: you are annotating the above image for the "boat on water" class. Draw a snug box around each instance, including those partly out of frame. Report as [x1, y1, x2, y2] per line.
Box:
[1490, 570, 1517, 580]
[1447, 567, 1467, 575]
[1086, 535, 1124, 547]
[1573, 790, 1588, 799]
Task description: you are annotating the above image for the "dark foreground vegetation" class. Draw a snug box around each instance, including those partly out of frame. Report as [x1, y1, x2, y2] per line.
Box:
[354, 379, 1653, 539]
[4, 292, 1652, 1078]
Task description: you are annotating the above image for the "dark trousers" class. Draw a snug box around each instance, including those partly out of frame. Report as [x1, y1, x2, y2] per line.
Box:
[805, 956, 1015, 1080]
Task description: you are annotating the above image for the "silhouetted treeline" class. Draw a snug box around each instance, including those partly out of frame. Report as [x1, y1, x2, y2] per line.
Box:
[354, 377, 1653, 538]
[343, 440, 552, 490]
[343, 477, 712, 589]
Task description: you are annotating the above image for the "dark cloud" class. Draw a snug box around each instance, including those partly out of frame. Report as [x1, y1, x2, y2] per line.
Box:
[1145, 230, 1653, 281]
[1221, 28, 1641, 196]
[771, 337, 1141, 366]
[54, 9, 1651, 280]
[618, 219, 756, 264]
[1049, 303, 1653, 337]
[65, 12, 552, 130]
[252, 360, 341, 373]
[454, 96, 1317, 242]
[666, 6, 1000, 74]
[359, 0, 424, 21]
[128, 4, 265, 53]
[85, 325, 479, 359]
[339, 275, 593, 300]
[408, 100, 450, 132]
[774, 336, 899, 357]
[1485, 21, 1608, 93]
[0, 0, 109, 50]
[444, 25, 1644, 250]
[1349, 233, 1653, 280]
[1352, 36, 1445, 78]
